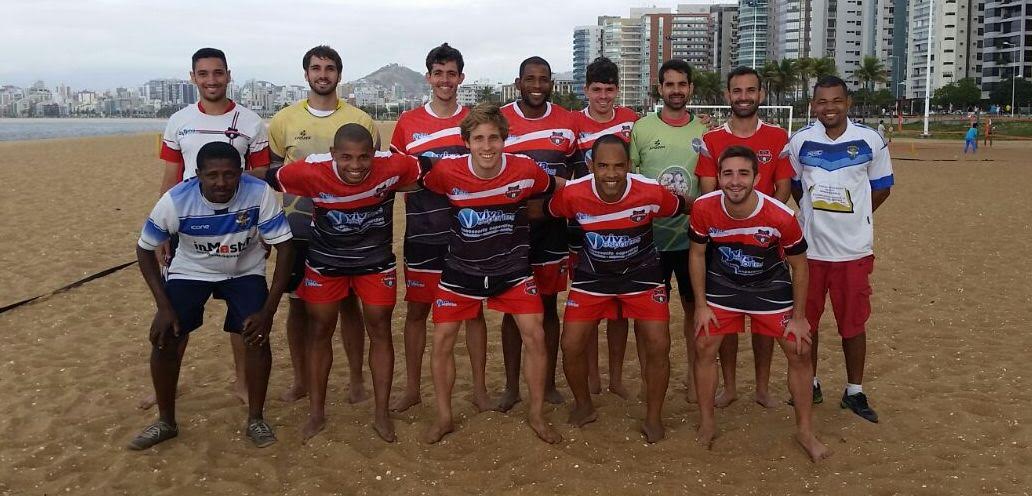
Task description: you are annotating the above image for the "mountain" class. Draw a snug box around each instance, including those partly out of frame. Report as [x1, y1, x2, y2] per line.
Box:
[349, 63, 428, 99]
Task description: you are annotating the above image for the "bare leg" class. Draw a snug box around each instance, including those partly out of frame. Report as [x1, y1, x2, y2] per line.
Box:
[637, 320, 671, 443]
[243, 335, 272, 422]
[280, 298, 308, 402]
[715, 333, 738, 408]
[302, 301, 338, 441]
[363, 302, 397, 442]
[425, 321, 461, 444]
[541, 294, 564, 404]
[392, 300, 430, 412]
[464, 312, 492, 412]
[587, 328, 602, 394]
[842, 333, 866, 385]
[138, 336, 187, 410]
[694, 333, 724, 448]
[562, 319, 599, 427]
[606, 318, 631, 399]
[752, 334, 777, 407]
[681, 298, 698, 403]
[230, 333, 248, 404]
[512, 313, 562, 444]
[338, 294, 369, 404]
[498, 313, 522, 412]
[151, 333, 188, 425]
[780, 337, 831, 462]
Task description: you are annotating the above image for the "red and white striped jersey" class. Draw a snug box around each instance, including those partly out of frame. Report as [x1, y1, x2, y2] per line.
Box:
[159, 101, 270, 182]
[695, 121, 793, 197]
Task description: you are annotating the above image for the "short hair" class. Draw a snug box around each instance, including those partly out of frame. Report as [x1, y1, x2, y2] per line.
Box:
[196, 141, 241, 171]
[585, 57, 619, 86]
[590, 133, 629, 163]
[460, 103, 509, 142]
[426, 43, 464, 73]
[717, 145, 758, 174]
[303, 45, 342, 72]
[333, 123, 374, 149]
[192, 48, 227, 70]
[519, 56, 552, 78]
[972, 122, 979, 128]
[726, 66, 762, 90]
[813, 75, 850, 98]
[658, 59, 692, 84]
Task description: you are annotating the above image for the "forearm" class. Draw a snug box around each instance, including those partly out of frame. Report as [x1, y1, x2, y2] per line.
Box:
[137, 246, 172, 309]
[791, 184, 802, 205]
[688, 243, 708, 307]
[871, 188, 891, 212]
[263, 242, 295, 314]
[774, 180, 792, 204]
[787, 254, 808, 320]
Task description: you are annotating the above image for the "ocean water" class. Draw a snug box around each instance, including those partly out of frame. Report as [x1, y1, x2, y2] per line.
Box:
[0, 118, 168, 141]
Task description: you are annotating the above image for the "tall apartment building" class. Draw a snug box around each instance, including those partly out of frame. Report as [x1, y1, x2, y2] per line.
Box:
[906, 0, 985, 99]
[642, 4, 717, 104]
[711, 4, 739, 79]
[980, 0, 1029, 98]
[734, 0, 770, 69]
[573, 25, 603, 99]
[892, 0, 909, 98]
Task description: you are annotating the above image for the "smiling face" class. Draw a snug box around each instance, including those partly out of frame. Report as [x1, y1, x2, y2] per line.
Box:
[190, 57, 230, 103]
[813, 84, 851, 130]
[304, 56, 341, 96]
[464, 122, 504, 171]
[516, 63, 553, 110]
[589, 140, 630, 201]
[717, 156, 758, 206]
[659, 69, 693, 111]
[197, 158, 241, 203]
[585, 82, 619, 117]
[427, 60, 464, 104]
[330, 139, 375, 185]
[726, 73, 764, 119]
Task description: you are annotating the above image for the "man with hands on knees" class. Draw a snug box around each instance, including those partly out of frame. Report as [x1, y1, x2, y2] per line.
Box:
[130, 141, 294, 450]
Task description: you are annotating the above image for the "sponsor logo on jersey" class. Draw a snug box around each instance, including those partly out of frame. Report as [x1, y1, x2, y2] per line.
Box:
[405, 279, 425, 288]
[412, 132, 430, 141]
[303, 278, 322, 287]
[629, 208, 648, 223]
[847, 145, 859, 159]
[536, 161, 557, 175]
[648, 139, 665, 151]
[192, 236, 253, 255]
[620, 125, 632, 139]
[576, 212, 594, 222]
[549, 131, 569, 147]
[753, 228, 773, 245]
[658, 166, 692, 197]
[585, 232, 636, 250]
[691, 137, 703, 153]
[295, 130, 311, 142]
[717, 246, 764, 274]
[450, 187, 469, 196]
[565, 297, 579, 308]
[382, 272, 396, 288]
[651, 286, 668, 303]
[435, 298, 458, 307]
[505, 184, 523, 199]
[457, 208, 516, 229]
[806, 150, 823, 157]
[235, 211, 251, 226]
[757, 149, 773, 164]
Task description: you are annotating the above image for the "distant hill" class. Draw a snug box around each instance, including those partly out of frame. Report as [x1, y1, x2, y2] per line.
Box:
[350, 63, 428, 99]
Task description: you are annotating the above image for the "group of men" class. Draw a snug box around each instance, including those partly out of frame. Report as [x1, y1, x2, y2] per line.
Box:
[128, 43, 893, 463]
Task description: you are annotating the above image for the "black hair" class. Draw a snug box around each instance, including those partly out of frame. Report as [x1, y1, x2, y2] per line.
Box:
[196, 141, 241, 171]
[590, 133, 629, 163]
[658, 59, 692, 84]
[303, 45, 343, 72]
[812, 75, 850, 98]
[426, 43, 464, 73]
[333, 123, 374, 149]
[585, 57, 619, 86]
[718, 145, 758, 174]
[726, 66, 762, 90]
[519, 56, 552, 78]
[192, 48, 227, 71]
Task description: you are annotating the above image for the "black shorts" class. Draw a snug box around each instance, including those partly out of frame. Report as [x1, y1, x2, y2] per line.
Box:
[659, 249, 692, 301]
[440, 268, 530, 299]
[165, 275, 268, 333]
[404, 240, 448, 272]
[286, 239, 309, 293]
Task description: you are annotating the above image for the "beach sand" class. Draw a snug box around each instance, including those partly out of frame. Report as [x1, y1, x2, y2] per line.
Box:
[1, 128, 1030, 495]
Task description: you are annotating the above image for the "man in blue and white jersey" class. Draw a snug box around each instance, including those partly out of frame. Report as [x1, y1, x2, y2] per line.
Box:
[787, 76, 893, 423]
[129, 141, 294, 450]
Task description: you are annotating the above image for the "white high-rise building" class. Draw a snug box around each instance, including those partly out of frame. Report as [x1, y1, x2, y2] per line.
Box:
[980, 0, 1026, 99]
[906, 0, 985, 99]
[734, 0, 769, 69]
[573, 25, 603, 99]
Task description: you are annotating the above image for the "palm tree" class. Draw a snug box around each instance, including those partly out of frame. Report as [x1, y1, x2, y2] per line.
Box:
[812, 57, 839, 79]
[762, 61, 782, 104]
[853, 56, 889, 117]
[796, 57, 816, 104]
[692, 70, 722, 105]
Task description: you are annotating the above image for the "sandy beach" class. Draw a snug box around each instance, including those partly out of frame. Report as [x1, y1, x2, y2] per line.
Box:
[1, 127, 1030, 495]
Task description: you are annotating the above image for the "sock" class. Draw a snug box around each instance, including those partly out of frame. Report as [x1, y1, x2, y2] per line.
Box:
[812, 377, 820, 388]
[846, 383, 863, 396]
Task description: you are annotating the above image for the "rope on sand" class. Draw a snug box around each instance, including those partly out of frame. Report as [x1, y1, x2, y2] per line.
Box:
[0, 261, 138, 315]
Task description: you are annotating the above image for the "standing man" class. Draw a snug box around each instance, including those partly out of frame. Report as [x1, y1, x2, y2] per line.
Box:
[389, 43, 490, 413]
[629, 58, 709, 402]
[130, 141, 293, 450]
[788, 76, 893, 422]
[497, 56, 578, 410]
[264, 46, 380, 404]
[695, 66, 795, 408]
[146, 47, 272, 408]
[964, 123, 979, 154]
[571, 56, 640, 398]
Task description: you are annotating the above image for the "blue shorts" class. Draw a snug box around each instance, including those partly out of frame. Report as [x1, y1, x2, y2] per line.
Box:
[165, 275, 268, 334]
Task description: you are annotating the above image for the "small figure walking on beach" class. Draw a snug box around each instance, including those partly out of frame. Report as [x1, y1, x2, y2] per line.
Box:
[964, 123, 979, 154]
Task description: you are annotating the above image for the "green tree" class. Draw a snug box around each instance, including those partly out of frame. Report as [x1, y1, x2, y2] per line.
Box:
[762, 58, 799, 105]
[795, 57, 816, 104]
[933, 78, 984, 110]
[853, 56, 889, 116]
[988, 77, 1032, 112]
[477, 85, 498, 105]
[692, 70, 722, 105]
[551, 92, 582, 110]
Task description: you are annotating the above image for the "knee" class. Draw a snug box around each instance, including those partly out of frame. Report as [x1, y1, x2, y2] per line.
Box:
[560, 331, 588, 355]
[366, 321, 392, 344]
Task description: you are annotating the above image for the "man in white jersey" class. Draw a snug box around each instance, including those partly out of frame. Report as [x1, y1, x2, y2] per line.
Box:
[129, 141, 293, 450]
[787, 76, 893, 423]
[141, 47, 271, 409]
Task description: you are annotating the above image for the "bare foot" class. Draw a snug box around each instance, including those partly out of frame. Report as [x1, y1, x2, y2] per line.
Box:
[279, 383, 307, 403]
[608, 383, 631, 400]
[373, 414, 397, 443]
[641, 420, 665, 443]
[754, 390, 778, 408]
[566, 403, 598, 427]
[390, 391, 421, 412]
[347, 383, 371, 404]
[232, 381, 248, 405]
[588, 376, 602, 395]
[529, 416, 562, 444]
[545, 388, 566, 405]
[714, 389, 737, 408]
[424, 419, 454, 444]
[796, 432, 833, 462]
[470, 390, 495, 413]
[696, 422, 716, 449]
[301, 415, 326, 442]
[495, 389, 521, 412]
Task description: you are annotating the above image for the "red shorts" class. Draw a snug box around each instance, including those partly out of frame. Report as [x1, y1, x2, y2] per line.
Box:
[806, 255, 874, 339]
[296, 266, 397, 306]
[532, 260, 569, 295]
[706, 305, 796, 341]
[564, 287, 670, 322]
[566, 252, 579, 281]
[403, 267, 441, 304]
[432, 277, 544, 323]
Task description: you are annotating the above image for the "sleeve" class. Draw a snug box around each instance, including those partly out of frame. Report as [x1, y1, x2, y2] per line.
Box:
[531, 163, 556, 195]
[366, 115, 382, 150]
[389, 118, 407, 153]
[655, 184, 684, 218]
[868, 137, 894, 191]
[245, 121, 271, 169]
[267, 112, 287, 158]
[694, 135, 717, 178]
[393, 153, 421, 187]
[786, 139, 803, 188]
[779, 211, 807, 256]
[687, 201, 710, 244]
[256, 185, 293, 244]
[271, 160, 314, 196]
[629, 124, 642, 172]
[774, 144, 795, 182]
[546, 186, 570, 218]
[422, 163, 446, 194]
[138, 194, 178, 250]
[159, 119, 184, 164]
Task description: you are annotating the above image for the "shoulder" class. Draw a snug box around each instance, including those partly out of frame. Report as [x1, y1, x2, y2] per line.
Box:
[270, 101, 304, 122]
[759, 122, 789, 139]
[692, 191, 723, 214]
[788, 123, 818, 146]
[758, 191, 795, 217]
[702, 126, 727, 142]
[165, 105, 198, 128]
[615, 106, 640, 122]
[304, 152, 333, 164]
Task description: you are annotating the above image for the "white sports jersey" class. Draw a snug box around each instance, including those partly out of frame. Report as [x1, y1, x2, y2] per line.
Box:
[138, 174, 292, 282]
[787, 119, 894, 262]
[160, 101, 271, 182]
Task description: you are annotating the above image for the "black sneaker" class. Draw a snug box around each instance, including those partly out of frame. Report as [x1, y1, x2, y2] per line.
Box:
[246, 419, 277, 448]
[840, 391, 879, 423]
[788, 383, 823, 406]
[128, 420, 178, 450]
